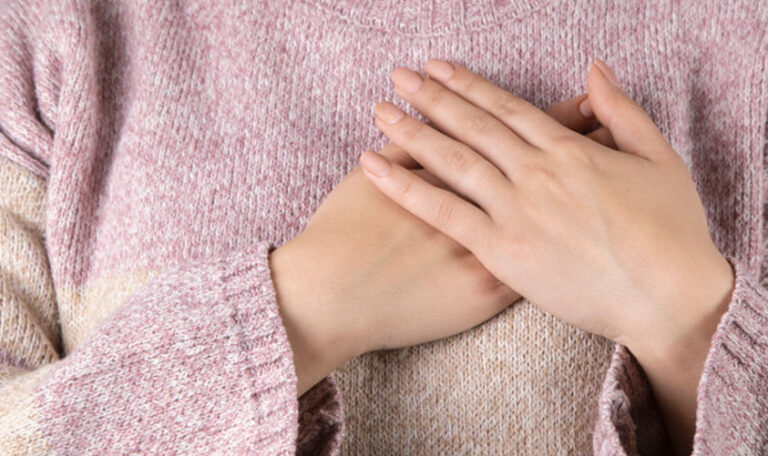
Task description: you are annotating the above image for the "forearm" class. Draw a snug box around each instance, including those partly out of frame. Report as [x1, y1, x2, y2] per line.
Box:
[635, 341, 709, 455]
[268, 241, 363, 396]
[629, 264, 735, 456]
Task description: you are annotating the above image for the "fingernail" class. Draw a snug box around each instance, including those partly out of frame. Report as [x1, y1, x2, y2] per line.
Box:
[391, 67, 423, 93]
[593, 58, 620, 88]
[374, 101, 405, 124]
[424, 59, 455, 82]
[360, 150, 392, 177]
[579, 98, 594, 118]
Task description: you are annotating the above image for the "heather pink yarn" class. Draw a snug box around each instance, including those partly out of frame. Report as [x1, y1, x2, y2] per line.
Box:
[0, 0, 766, 454]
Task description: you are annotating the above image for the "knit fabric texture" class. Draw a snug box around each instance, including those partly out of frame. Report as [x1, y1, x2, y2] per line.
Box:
[0, 0, 766, 454]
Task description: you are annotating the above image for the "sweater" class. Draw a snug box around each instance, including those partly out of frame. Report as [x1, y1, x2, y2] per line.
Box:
[0, 0, 766, 454]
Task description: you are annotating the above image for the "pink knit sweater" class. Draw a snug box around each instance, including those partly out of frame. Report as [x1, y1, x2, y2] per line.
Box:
[0, 0, 766, 454]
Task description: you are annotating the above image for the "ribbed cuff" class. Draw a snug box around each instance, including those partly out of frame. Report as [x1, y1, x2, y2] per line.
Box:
[594, 259, 768, 456]
[221, 242, 345, 455]
[593, 344, 669, 456]
[297, 374, 345, 456]
[692, 259, 768, 455]
[220, 242, 299, 453]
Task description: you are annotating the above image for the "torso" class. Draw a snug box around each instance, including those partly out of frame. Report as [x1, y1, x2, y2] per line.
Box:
[42, 0, 767, 453]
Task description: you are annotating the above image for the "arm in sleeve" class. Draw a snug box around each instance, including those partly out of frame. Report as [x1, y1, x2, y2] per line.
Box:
[0, 3, 344, 454]
[593, 259, 768, 455]
[0, 169, 343, 454]
[592, 121, 768, 456]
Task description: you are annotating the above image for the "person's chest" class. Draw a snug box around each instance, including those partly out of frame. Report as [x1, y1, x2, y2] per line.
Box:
[47, 1, 764, 284]
[46, 4, 766, 448]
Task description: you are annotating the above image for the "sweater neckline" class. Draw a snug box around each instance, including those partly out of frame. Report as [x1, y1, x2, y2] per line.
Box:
[304, 0, 554, 36]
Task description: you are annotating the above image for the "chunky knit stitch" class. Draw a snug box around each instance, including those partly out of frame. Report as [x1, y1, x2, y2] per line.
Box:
[0, 0, 765, 454]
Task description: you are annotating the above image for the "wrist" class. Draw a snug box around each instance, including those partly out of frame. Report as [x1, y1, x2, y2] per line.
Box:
[269, 239, 364, 396]
[629, 252, 734, 370]
[625, 253, 734, 455]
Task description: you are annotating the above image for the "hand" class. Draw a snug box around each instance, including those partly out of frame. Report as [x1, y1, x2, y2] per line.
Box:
[269, 93, 601, 396]
[359, 58, 735, 454]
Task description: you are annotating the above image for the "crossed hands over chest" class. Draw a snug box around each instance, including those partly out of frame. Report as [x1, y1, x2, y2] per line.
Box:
[269, 58, 735, 455]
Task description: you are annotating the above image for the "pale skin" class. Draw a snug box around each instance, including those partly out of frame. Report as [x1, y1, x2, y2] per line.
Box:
[269, 59, 734, 456]
[358, 58, 735, 455]
[270, 93, 599, 391]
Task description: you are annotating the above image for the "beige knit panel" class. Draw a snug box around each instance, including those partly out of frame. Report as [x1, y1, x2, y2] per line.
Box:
[0, 364, 55, 456]
[0, 157, 57, 455]
[0, 157, 60, 363]
[335, 300, 614, 455]
[55, 268, 160, 354]
[0, 156, 46, 233]
[0, 154, 160, 354]
[0, 158, 154, 361]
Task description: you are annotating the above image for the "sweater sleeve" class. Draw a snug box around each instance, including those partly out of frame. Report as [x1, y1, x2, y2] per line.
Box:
[593, 259, 768, 455]
[0, 154, 344, 455]
[592, 123, 768, 455]
[0, 3, 344, 453]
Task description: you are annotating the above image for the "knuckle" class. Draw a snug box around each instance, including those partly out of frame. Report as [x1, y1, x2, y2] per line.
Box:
[461, 111, 492, 134]
[432, 198, 455, 229]
[554, 135, 598, 168]
[553, 134, 585, 154]
[393, 174, 414, 199]
[458, 73, 478, 93]
[399, 119, 424, 141]
[466, 161, 500, 188]
[521, 160, 558, 187]
[442, 145, 472, 172]
[493, 94, 524, 120]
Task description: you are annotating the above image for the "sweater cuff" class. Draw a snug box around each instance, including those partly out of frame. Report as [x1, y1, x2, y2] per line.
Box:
[692, 259, 768, 454]
[297, 374, 345, 455]
[594, 259, 768, 455]
[592, 344, 670, 456]
[222, 242, 345, 455]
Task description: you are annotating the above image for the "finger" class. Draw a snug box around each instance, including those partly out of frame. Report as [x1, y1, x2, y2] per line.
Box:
[373, 100, 511, 211]
[359, 150, 492, 253]
[422, 59, 581, 152]
[378, 141, 421, 169]
[545, 93, 600, 133]
[586, 126, 617, 149]
[388, 67, 538, 173]
[582, 58, 674, 162]
[378, 118, 450, 169]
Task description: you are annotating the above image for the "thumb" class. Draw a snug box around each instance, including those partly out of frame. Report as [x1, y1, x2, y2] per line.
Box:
[581, 58, 672, 162]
